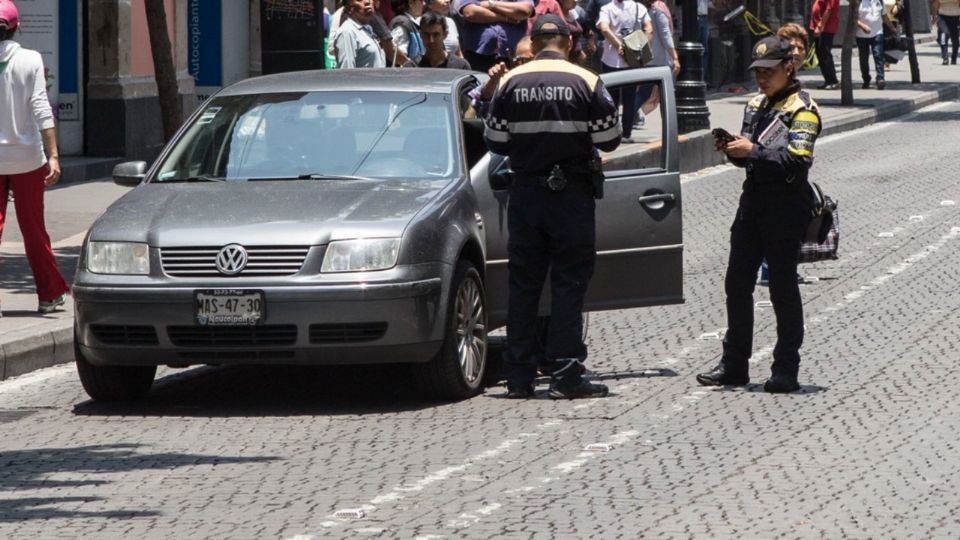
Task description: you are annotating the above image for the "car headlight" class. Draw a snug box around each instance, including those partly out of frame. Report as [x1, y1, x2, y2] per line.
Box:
[321, 238, 400, 273]
[86, 242, 150, 275]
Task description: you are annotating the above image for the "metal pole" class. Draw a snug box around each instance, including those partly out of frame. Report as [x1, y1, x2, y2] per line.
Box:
[676, 0, 710, 133]
[763, 0, 780, 31]
[784, 0, 804, 25]
[901, 0, 921, 83]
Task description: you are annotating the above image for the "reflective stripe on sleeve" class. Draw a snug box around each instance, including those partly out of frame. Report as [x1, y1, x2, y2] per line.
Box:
[484, 126, 511, 143]
[590, 125, 621, 144]
[507, 120, 589, 134]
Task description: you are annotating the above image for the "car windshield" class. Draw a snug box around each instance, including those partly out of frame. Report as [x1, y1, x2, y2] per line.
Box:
[154, 91, 459, 182]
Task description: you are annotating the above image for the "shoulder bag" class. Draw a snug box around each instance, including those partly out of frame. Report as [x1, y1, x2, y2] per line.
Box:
[621, 3, 653, 68]
[798, 181, 840, 263]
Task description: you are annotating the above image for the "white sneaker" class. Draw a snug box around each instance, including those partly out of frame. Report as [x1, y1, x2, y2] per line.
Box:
[38, 293, 67, 314]
[633, 111, 646, 129]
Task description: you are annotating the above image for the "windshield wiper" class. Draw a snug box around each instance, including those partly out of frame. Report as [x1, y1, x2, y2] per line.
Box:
[245, 174, 376, 182]
[157, 175, 225, 183]
[296, 173, 376, 182]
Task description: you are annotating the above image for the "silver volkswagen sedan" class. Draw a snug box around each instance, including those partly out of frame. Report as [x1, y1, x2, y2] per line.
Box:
[73, 68, 684, 401]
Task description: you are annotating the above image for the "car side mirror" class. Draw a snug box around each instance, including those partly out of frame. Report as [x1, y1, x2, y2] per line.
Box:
[489, 168, 515, 191]
[112, 161, 148, 187]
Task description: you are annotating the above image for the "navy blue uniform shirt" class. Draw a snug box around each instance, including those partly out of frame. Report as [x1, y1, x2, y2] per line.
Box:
[483, 50, 621, 175]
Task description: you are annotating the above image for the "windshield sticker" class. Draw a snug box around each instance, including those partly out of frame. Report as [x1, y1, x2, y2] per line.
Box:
[197, 106, 222, 125]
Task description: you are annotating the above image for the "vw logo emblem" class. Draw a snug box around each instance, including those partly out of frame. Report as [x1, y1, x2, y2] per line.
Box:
[216, 244, 248, 276]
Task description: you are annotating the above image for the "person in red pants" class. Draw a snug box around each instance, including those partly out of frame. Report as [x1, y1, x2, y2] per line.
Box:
[0, 2, 69, 316]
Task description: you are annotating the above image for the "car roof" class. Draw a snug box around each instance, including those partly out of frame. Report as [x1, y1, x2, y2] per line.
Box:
[217, 68, 479, 97]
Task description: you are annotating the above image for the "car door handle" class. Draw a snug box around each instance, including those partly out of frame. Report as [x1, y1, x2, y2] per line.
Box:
[637, 193, 676, 207]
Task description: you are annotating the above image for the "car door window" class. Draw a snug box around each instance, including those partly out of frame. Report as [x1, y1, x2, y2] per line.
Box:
[601, 80, 668, 174]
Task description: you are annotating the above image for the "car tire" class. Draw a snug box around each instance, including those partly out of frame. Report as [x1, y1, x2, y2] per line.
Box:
[415, 260, 487, 400]
[75, 329, 156, 401]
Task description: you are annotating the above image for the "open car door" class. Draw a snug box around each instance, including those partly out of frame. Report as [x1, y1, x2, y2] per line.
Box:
[470, 66, 683, 329]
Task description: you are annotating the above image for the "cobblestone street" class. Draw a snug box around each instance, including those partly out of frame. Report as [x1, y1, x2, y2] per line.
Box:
[2, 101, 960, 539]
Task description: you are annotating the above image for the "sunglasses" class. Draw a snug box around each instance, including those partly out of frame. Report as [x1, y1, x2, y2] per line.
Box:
[512, 56, 533, 66]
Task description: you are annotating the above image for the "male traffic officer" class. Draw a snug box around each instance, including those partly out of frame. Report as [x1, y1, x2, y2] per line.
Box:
[484, 14, 621, 399]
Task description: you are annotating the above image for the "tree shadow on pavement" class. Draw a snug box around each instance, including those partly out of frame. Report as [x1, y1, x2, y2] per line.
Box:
[0, 443, 276, 521]
[72, 364, 453, 418]
[0, 246, 80, 300]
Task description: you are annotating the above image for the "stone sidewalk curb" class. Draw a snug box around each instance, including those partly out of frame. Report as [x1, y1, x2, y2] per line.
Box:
[676, 82, 960, 173]
[60, 157, 123, 185]
[0, 318, 73, 381]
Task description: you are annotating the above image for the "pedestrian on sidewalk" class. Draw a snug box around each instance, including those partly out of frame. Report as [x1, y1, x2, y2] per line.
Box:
[634, 0, 679, 127]
[596, 0, 652, 143]
[932, 0, 960, 65]
[418, 11, 472, 68]
[697, 36, 821, 394]
[809, 0, 840, 88]
[334, 0, 388, 69]
[389, 0, 426, 66]
[0, 1, 70, 317]
[777, 23, 809, 71]
[484, 14, 620, 399]
[857, 0, 887, 89]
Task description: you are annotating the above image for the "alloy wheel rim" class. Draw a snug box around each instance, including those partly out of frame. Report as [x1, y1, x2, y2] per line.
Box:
[456, 276, 486, 385]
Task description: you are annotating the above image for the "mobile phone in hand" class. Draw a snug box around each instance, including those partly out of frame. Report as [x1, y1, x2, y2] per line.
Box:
[712, 128, 736, 144]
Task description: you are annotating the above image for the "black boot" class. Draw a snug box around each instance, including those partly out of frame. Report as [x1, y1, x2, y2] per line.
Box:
[548, 379, 609, 399]
[696, 364, 749, 386]
[505, 383, 536, 399]
[763, 373, 800, 393]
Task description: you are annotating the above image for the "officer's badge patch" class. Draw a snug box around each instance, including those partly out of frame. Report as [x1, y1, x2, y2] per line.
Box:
[754, 43, 767, 58]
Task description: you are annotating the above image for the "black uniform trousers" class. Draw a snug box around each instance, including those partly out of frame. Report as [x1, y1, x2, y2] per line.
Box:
[504, 181, 596, 388]
[722, 187, 810, 378]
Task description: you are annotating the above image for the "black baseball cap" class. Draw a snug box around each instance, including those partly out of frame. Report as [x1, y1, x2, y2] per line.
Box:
[748, 36, 792, 69]
[530, 14, 570, 38]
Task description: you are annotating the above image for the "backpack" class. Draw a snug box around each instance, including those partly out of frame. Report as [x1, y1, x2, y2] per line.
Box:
[391, 14, 425, 62]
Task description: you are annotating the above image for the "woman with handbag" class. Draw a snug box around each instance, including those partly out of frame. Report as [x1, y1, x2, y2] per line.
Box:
[696, 36, 822, 394]
[597, 0, 652, 143]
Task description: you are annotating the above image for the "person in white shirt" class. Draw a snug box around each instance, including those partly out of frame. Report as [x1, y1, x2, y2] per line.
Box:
[596, 0, 652, 142]
[390, 0, 425, 65]
[856, 0, 886, 88]
[0, 1, 70, 315]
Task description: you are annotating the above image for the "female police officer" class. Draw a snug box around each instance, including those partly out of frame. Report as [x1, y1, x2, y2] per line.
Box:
[696, 36, 821, 393]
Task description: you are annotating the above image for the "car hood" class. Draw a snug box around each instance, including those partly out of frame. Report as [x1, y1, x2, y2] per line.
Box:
[91, 180, 450, 246]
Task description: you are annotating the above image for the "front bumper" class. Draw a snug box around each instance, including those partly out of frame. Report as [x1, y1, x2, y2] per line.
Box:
[74, 273, 447, 367]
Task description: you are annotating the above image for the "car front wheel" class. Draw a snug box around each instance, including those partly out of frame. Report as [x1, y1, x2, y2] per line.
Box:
[415, 260, 487, 400]
[75, 329, 156, 401]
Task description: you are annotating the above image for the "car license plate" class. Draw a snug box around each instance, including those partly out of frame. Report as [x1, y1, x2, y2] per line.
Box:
[195, 289, 265, 326]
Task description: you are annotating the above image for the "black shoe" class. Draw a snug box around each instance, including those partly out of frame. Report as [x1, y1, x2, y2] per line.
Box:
[862, 79, 870, 89]
[696, 364, 749, 386]
[763, 374, 800, 393]
[876, 80, 886, 90]
[817, 82, 839, 90]
[944, 58, 950, 65]
[548, 380, 609, 399]
[505, 384, 536, 399]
